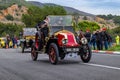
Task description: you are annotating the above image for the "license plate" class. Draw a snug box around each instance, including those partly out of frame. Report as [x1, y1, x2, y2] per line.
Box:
[66, 53, 78, 58]
[66, 48, 79, 52]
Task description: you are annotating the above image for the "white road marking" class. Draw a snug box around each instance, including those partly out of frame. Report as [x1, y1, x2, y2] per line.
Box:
[93, 53, 120, 57]
[84, 63, 120, 70]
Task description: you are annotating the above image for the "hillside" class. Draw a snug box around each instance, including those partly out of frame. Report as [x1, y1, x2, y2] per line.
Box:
[28, 1, 94, 16]
[97, 14, 120, 26]
[0, 0, 30, 10]
[0, 4, 28, 25]
[77, 16, 117, 29]
[0, 0, 31, 24]
[0, 0, 117, 29]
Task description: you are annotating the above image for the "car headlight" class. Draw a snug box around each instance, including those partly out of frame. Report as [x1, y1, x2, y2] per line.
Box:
[62, 39, 68, 44]
[81, 37, 87, 44]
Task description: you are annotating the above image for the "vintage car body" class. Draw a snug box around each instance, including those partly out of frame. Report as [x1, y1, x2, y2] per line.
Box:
[31, 15, 92, 64]
[21, 28, 36, 53]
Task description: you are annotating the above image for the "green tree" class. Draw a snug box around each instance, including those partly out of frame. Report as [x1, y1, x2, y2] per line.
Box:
[83, 16, 87, 20]
[22, 5, 67, 27]
[0, 22, 24, 37]
[113, 16, 120, 25]
[77, 21, 100, 32]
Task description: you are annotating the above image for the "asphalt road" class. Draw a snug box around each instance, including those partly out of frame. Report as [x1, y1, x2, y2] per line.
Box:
[0, 48, 120, 80]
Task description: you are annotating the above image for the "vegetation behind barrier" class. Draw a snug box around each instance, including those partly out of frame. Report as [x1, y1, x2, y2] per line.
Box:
[108, 45, 120, 51]
[0, 23, 24, 37]
[77, 21, 100, 32]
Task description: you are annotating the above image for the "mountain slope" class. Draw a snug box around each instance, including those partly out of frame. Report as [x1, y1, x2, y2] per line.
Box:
[0, 0, 30, 10]
[28, 1, 94, 16]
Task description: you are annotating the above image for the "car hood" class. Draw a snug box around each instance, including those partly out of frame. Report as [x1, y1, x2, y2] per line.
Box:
[56, 30, 79, 47]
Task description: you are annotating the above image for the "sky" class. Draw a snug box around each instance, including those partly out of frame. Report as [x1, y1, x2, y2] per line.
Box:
[26, 0, 120, 15]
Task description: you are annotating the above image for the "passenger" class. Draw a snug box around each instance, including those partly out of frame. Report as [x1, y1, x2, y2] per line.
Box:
[78, 30, 84, 40]
[84, 29, 91, 45]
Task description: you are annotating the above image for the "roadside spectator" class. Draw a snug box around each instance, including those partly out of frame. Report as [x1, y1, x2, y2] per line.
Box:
[115, 35, 119, 45]
[0, 39, 1, 48]
[6, 34, 11, 48]
[100, 28, 109, 50]
[90, 31, 96, 50]
[107, 34, 112, 47]
[12, 35, 18, 48]
[95, 30, 102, 50]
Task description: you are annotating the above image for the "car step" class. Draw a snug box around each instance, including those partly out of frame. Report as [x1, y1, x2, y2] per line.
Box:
[35, 51, 45, 54]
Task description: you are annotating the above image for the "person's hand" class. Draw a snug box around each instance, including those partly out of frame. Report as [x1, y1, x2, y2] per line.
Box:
[41, 24, 45, 28]
[41, 23, 48, 28]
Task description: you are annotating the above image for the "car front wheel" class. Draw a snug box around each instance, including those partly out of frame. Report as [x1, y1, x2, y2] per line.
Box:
[21, 43, 25, 53]
[80, 45, 92, 63]
[48, 43, 59, 65]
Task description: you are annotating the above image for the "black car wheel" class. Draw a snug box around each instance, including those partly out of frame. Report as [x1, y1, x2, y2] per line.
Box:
[60, 53, 65, 60]
[31, 45, 38, 61]
[21, 43, 25, 53]
[80, 45, 92, 63]
[48, 43, 59, 65]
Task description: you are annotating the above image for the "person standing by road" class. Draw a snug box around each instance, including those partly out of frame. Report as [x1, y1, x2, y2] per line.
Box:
[12, 35, 18, 48]
[100, 28, 109, 50]
[90, 31, 96, 50]
[95, 30, 102, 50]
[6, 34, 11, 48]
[115, 35, 119, 45]
[107, 34, 112, 48]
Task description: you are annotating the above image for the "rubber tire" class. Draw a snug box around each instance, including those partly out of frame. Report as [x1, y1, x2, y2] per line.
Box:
[48, 43, 59, 65]
[80, 45, 92, 63]
[31, 44, 38, 61]
[21, 43, 25, 53]
[60, 53, 65, 60]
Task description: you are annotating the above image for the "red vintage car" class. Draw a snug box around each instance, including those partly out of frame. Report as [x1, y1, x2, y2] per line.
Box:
[31, 15, 92, 64]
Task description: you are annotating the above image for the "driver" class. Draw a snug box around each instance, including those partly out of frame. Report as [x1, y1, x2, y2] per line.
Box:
[42, 16, 49, 38]
[36, 16, 49, 50]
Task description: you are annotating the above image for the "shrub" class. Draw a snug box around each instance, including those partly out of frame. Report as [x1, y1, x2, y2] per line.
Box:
[5, 14, 14, 21]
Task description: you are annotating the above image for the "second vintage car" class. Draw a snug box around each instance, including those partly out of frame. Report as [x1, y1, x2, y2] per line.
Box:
[21, 28, 36, 53]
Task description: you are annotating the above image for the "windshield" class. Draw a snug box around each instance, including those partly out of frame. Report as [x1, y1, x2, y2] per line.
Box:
[48, 15, 72, 26]
[23, 28, 37, 36]
[48, 15, 75, 35]
[50, 26, 75, 35]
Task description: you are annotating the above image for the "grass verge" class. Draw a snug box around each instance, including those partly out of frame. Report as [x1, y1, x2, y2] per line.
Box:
[108, 45, 120, 51]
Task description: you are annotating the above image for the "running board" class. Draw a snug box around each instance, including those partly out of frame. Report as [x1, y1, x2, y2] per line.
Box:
[35, 51, 46, 54]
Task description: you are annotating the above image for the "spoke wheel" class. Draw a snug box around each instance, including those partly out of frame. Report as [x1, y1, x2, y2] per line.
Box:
[21, 43, 25, 53]
[80, 45, 92, 63]
[31, 45, 38, 61]
[48, 43, 59, 65]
